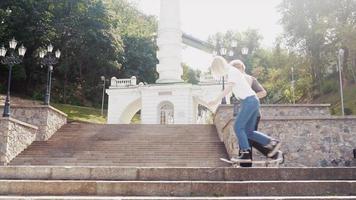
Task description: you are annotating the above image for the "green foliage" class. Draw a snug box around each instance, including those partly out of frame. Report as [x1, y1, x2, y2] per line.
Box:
[182, 63, 200, 84]
[344, 108, 353, 115]
[106, 0, 158, 84]
[53, 103, 106, 124]
[321, 77, 338, 94]
[0, 0, 158, 107]
[279, 0, 356, 97]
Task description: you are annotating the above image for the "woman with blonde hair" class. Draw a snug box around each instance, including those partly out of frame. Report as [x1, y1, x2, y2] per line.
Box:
[229, 59, 282, 167]
[208, 56, 281, 163]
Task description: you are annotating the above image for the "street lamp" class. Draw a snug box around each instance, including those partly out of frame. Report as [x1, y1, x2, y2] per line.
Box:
[39, 44, 61, 105]
[216, 44, 249, 105]
[241, 47, 249, 55]
[0, 38, 26, 117]
[228, 45, 249, 114]
[338, 48, 345, 116]
[100, 76, 106, 116]
[1, 8, 12, 24]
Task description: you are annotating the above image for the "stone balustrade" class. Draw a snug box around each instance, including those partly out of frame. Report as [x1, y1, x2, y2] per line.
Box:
[214, 105, 356, 167]
[0, 117, 38, 165]
[110, 76, 137, 88]
[199, 73, 220, 84]
[0, 105, 67, 141]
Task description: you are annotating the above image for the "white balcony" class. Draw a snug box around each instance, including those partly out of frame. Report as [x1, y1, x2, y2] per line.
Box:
[110, 76, 137, 88]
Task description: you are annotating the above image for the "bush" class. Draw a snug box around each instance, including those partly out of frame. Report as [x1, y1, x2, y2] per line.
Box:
[344, 108, 353, 115]
[321, 80, 338, 94]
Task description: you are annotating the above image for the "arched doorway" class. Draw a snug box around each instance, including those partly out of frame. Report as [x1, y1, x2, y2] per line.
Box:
[158, 101, 174, 124]
[119, 98, 142, 124]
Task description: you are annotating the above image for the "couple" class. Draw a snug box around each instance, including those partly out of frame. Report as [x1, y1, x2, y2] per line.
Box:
[209, 56, 282, 166]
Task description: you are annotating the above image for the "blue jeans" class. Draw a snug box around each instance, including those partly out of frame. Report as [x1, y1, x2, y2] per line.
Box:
[234, 95, 271, 151]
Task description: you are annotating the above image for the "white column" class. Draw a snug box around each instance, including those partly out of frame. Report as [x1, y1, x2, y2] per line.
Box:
[156, 0, 183, 83]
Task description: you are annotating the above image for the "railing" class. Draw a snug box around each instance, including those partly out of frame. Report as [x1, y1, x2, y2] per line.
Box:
[110, 76, 137, 88]
[199, 73, 221, 83]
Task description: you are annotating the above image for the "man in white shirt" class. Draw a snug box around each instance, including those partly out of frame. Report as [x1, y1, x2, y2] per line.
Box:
[230, 60, 283, 167]
[209, 56, 281, 164]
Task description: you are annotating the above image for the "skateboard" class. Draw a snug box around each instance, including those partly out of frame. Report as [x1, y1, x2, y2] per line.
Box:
[220, 151, 284, 167]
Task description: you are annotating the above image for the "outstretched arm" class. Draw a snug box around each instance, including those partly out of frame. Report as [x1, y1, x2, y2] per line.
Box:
[208, 83, 234, 107]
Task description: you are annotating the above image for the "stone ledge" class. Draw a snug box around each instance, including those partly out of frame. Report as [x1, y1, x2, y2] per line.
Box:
[48, 106, 67, 117]
[1, 105, 68, 117]
[0, 196, 356, 200]
[0, 118, 37, 165]
[0, 180, 355, 196]
[1, 166, 356, 181]
[1, 117, 38, 130]
[215, 104, 332, 123]
[0, 105, 67, 141]
[217, 104, 331, 109]
[257, 116, 355, 121]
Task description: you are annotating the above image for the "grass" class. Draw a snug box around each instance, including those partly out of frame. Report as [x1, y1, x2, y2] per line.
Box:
[313, 83, 356, 115]
[53, 103, 107, 124]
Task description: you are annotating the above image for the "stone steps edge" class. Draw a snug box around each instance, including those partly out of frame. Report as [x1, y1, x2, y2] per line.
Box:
[1, 167, 355, 180]
[1, 196, 356, 200]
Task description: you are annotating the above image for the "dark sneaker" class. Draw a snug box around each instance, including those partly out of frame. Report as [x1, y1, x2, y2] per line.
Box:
[240, 147, 253, 167]
[266, 140, 281, 158]
[231, 149, 252, 165]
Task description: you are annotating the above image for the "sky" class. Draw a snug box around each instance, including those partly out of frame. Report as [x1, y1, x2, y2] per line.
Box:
[128, 0, 283, 72]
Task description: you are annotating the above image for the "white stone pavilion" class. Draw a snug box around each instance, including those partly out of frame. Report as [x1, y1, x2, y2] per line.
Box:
[106, 0, 224, 124]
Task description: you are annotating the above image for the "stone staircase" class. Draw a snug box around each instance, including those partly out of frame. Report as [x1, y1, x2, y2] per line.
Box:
[9, 123, 229, 167]
[0, 166, 355, 199]
[3, 104, 356, 198]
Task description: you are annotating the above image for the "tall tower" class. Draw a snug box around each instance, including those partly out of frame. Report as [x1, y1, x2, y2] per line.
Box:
[156, 0, 183, 83]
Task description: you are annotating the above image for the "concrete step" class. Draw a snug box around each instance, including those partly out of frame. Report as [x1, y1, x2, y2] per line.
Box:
[1, 167, 355, 181]
[1, 180, 355, 196]
[1, 196, 356, 200]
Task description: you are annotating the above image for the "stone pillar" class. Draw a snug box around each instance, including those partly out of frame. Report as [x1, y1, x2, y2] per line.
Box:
[156, 0, 183, 83]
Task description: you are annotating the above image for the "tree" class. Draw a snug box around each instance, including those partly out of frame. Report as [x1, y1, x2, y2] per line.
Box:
[182, 63, 200, 84]
[0, 0, 158, 106]
[105, 0, 158, 84]
[279, 0, 356, 97]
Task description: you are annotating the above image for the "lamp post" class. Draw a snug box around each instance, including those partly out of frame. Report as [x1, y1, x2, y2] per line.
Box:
[219, 47, 227, 104]
[291, 66, 295, 104]
[216, 41, 249, 105]
[338, 48, 345, 116]
[231, 45, 249, 116]
[100, 76, 106, 116]
[39, 44, 61, 105]
[0, 38, 26, 117]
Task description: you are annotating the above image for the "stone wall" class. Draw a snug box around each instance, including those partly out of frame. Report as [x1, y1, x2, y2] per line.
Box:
[0, 118, 37, 165]
[0, 105, 67, 141]
[259, 117, 356, 167]
[214, 104, 330, 141]
[217, 104, 330, 120]
[214, 105, 356, 167]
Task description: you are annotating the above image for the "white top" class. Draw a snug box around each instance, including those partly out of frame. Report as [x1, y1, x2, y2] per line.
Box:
[227, 66, 256, 100]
